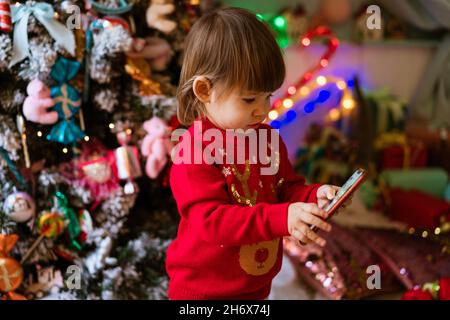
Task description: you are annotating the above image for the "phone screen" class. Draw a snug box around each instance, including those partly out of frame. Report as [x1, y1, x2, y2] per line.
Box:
[324, 169, 365, 213]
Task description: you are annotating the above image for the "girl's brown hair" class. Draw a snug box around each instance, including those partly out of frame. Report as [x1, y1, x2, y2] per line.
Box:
[177, 7, 286, 126]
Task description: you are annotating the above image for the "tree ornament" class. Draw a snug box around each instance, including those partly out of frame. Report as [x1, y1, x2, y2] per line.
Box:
[90, 0, 133, 15]
[114, 130, 142, 194]
[16, 115, 31, 169]
[125, 57, 161, 96]
[2, 192, 35, 223]
[141, 117, 173, 179]
[22, 79, 57, 125]
[0, 0, 12, 33]
[67, 140, 120, 209]
[9, 2, 75, 67]
[146, 0, 177, 34]
[46, 57, 85, 145]
[20, 212, 66, 264]
[53, 191, 81, 250]
[0, 234, 25, 300]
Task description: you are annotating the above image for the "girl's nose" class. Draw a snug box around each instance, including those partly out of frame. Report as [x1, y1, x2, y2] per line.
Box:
[253, 103, 269, 118]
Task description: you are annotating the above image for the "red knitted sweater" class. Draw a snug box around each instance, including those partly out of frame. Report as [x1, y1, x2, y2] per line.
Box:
[166, 117, 320, 299]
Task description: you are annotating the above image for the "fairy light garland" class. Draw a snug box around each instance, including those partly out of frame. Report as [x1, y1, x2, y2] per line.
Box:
[264, 26, 352, 127]
[268, 75, 356, 128]
[271, 26, 339, 110]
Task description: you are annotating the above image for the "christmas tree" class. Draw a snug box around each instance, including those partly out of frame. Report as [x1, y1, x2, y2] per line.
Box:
[0, 0, 210, 300]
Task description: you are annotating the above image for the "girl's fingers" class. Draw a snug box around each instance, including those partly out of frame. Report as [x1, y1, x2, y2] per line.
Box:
[318, 199, 327, 209]
[327, 187, 339, 200]
[299, 224, 326, 247]
[306, 203, 328, 218]
[300, 212, 331, 232]
[292, 229, 310, 245]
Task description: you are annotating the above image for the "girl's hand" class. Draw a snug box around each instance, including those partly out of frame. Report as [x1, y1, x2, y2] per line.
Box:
[317, 185, 339, 209]
[287, 202, 332, 247]
[316, 184, 353, 213]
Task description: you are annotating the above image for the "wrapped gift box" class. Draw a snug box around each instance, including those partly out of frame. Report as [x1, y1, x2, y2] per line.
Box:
[388, 188, 450, 229]
[380, 144, 428, 169]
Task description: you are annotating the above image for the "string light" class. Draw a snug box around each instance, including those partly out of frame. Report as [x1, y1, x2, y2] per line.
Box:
[37, 131, 42, 137]
[285, 110, 296, 121]
[287, 86, 297, 95]
[328, 108, 340, 121]
[109, 123, 115, 129]
[273, 16, 286, 28]
[125, 128, 132, 135]
[300, 86, 310, 96]
[268, 110, 279, 120]
[269, 75, 356, 128]
[84, 136, 90, 142]
[304, 102, 315, 113]
[316, 76, 327, 86]
[422, 231, 428, 238]
[342, 98, 355, 110]
[271, 26, 339, 110]
[435, 227, 441, 235]
[62, 148, 68, 154]
[282, 98, 293, 109]
[336, 80, 347, 90]
[271, 120, 281, 129]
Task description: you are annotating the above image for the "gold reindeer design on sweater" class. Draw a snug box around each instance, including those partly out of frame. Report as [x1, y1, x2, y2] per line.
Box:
[229, 160, 282, 276]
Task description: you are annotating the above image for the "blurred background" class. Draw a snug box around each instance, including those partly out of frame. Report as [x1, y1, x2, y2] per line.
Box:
[0, 0, 449, 300]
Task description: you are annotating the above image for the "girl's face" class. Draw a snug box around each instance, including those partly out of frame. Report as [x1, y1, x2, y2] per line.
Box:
[206, 86, 273, 130]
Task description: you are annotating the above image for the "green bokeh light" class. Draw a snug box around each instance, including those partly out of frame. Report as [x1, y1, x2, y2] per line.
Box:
[273, 16, 286, 29]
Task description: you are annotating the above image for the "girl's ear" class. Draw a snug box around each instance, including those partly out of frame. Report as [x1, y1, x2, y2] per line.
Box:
[192, 76, 212, 104]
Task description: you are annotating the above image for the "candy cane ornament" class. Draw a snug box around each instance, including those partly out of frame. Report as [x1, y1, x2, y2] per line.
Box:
[271, 26, 339, 110]
[0, 0, 12, 33]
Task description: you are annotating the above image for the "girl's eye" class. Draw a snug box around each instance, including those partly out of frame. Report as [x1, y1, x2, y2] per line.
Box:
[243, 98, 256, 104]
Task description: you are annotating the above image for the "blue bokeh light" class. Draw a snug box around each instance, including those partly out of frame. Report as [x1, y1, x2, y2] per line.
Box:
[316, 90, 331, 103]
[304, 102, 315, 113]
[285, 110, 297, 122]
[271, 120, 281, 129]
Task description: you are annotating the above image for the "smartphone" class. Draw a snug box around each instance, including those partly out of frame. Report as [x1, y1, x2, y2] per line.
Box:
[310, 168, 367, 233]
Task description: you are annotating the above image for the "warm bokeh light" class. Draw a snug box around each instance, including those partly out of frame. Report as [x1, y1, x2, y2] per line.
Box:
[268, 110, 279, 120]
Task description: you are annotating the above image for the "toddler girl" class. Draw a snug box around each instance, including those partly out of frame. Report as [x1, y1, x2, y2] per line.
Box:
[167, 7, 343, 300]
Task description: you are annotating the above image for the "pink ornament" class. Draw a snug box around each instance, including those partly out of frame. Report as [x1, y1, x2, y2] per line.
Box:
[141, 117, 173, 179]
[22, 79, 58, 125]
